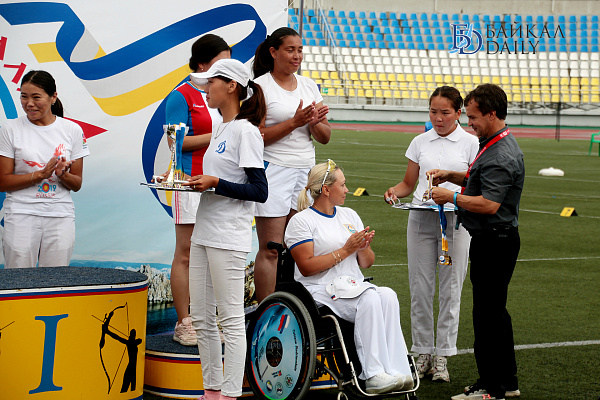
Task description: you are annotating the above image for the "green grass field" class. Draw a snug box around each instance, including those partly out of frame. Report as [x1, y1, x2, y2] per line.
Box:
[146, 130, 600, 400]
[311, 130, 600, 400]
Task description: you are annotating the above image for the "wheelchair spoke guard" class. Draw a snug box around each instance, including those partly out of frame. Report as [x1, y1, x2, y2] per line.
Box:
[246, 292, 317, 400]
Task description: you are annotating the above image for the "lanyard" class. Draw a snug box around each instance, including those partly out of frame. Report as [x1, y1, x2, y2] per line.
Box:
[438, 204, 452, 265]
[461, 128, 510, 194]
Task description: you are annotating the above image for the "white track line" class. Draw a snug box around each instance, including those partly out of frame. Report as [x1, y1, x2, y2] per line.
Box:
[345, 194, 600, 219]
[527, 175, 600, 184]
[520, 208, 600, 219]
[374, 256, 600, 267]
[456, 340, 600, 355]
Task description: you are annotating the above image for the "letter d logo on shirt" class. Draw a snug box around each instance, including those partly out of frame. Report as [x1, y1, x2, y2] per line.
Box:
[216, 141, 226, 154]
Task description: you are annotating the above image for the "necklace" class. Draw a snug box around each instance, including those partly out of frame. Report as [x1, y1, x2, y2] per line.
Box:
[214, 118, 236, 139]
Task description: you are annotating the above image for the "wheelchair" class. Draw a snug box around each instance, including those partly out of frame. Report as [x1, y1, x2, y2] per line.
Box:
[245, 242, 420, 400]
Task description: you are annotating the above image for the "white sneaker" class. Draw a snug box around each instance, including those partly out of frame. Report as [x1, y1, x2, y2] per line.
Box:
[463, 384, 520, 398]
[365, 372, 398, 394]
[393, 374, 415, 391]
[415, 354, 433, 378]
[452, 383, 505, 400]
[173, 316, 197, 346]
[431, 355, 450, 382]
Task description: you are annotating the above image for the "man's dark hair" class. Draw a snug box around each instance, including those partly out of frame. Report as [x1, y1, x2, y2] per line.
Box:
[464, 83, 508, 120]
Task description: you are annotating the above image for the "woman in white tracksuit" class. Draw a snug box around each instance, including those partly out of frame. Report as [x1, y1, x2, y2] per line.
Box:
[384, 86, 478, 382]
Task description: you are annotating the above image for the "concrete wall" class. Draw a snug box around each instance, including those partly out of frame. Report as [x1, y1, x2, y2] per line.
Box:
[291, 0, 600, 16]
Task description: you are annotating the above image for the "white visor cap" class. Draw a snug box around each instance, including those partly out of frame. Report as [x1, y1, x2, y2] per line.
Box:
[325, 275, 374, 300]
[190, 58, 250, 87]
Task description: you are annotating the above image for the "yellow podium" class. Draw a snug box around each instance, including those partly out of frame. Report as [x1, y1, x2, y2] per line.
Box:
[0, 266, 148, 399]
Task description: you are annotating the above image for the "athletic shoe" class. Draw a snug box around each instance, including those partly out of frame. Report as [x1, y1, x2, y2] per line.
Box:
[415, 354, 433, 378]
[173, 316, 197, 346]
[431, 355, 450, 382]
[365, 372, 399, 394]
[463, 384, 520, 398]
[393, 374, 415, 391]
[452, 383, 505, 400]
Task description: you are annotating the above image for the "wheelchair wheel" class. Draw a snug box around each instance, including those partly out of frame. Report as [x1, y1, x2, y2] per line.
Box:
[246, 291, 317, 400]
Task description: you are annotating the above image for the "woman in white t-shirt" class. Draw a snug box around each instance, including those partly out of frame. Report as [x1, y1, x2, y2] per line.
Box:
[0, 70, 90, 268]
[165, 34, 230, 348]
[183, 59, 267, 400]
[384, 86, 479, 382]
[285, 160, 414, 395]
[252, 27, 332, 302]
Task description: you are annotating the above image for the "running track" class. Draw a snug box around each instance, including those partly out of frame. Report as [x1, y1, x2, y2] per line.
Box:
[330, 122, 596, 140]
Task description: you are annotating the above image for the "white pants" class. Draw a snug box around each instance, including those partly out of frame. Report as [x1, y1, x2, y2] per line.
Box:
[2, 213, 75, 268]
[189, 244, 247, 397]
[406, 210, 470, 357]
[311, 284, 412, 380]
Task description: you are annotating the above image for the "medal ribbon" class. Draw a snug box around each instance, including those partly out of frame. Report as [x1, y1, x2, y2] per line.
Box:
[439, 204, 452, 266]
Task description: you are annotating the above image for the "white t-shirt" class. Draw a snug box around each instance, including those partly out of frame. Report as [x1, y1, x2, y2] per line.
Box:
[284, 206, 366, 293]
[0, 116, 90, 217]
[254, 72, 323, 168]
[191, 119, 264, 252]
[405, 125, 479, 205]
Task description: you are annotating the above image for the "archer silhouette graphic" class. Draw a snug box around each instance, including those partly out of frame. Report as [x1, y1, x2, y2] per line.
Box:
[99, 304, 142, 393]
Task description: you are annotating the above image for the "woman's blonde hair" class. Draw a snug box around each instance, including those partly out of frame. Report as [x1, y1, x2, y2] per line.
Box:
[297, 160, 340, 211]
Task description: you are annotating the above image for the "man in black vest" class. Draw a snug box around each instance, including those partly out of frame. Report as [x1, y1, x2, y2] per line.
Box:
[430, 84, 524, 400]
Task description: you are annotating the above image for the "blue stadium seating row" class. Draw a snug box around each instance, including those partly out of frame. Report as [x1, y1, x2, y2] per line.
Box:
[289, 8, 599, 24]
[293, 15, 599, 33]
[294, 20, 600, 36]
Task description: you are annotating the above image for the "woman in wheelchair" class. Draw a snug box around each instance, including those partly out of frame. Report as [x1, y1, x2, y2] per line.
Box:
[283, 160, 415, 394]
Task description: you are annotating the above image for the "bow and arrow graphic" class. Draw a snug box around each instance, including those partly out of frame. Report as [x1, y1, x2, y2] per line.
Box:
[99, 304, 128, 394]
[93, 302, 141, 394]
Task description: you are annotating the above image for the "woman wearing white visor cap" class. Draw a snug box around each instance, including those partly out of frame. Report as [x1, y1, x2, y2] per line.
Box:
[184, 58, 267, 400]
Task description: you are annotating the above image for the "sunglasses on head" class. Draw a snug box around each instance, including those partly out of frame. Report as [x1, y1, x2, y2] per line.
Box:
[319, 159, 336, 193]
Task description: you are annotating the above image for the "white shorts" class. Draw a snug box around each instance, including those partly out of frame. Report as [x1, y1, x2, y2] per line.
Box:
[2, 213, 75, 268]
[172, 190, 201, 224]
[254, 163, 311, 218]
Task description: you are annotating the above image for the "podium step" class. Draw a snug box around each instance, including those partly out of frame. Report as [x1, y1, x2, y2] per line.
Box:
[144, 333, 336, 399]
